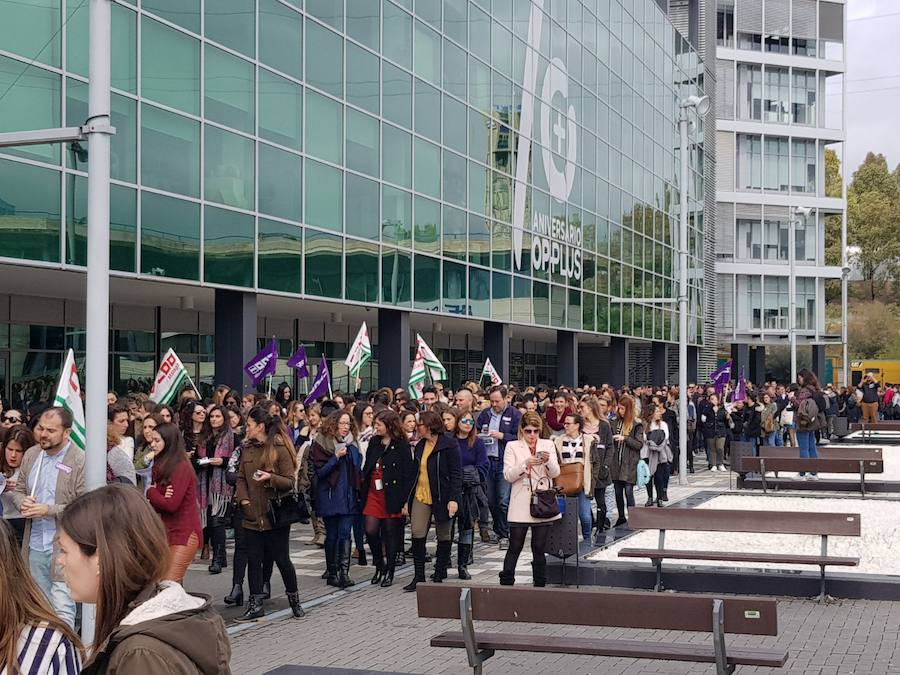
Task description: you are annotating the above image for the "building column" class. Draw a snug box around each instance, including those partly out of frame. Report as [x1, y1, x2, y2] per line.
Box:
[378, 308, 410, 389]
[687, 345, 698, 384]
[483, 321, 510, 385]
[651, 342, 667, 386]
[730, 343, 750, 380]
[750, 346, 766, 385]
[608, 337, 629, 387]
[557, 330, 578, 387]
[214, 289, 257, 393]
[812, 344, 827, 383]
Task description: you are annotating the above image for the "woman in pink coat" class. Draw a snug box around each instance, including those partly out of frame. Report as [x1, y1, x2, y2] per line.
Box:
[500, 411, 561, 587]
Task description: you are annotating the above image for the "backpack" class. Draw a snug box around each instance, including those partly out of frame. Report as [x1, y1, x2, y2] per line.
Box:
[763, 413, 775, 433]
[796, 397, 820, 431]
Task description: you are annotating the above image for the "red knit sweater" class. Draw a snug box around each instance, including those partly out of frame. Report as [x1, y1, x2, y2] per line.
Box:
[147, 461, 203, 546]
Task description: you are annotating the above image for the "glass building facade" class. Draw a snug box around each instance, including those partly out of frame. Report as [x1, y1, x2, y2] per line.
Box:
[0, 0, 707, 398]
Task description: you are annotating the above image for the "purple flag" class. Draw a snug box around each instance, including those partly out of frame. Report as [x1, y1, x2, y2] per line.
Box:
[244, 339, 278, 387]
[303, 356, 331, 406]
[733, 366, 747, 402]
[287, 345, 310, 378]
[710, 359, 732, 396]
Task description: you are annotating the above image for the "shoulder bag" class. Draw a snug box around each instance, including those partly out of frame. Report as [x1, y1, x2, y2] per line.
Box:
[528, 473, 561, 519]
[267, 480, 311, 528]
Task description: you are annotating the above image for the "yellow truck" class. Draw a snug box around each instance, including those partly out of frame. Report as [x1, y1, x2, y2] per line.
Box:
[849, 360, 900, 387]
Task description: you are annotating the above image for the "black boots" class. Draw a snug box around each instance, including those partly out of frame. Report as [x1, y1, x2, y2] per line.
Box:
[234, 595, 264, 622]
[224, 583, 243, 607]
[430, 540, 452, 582]
[261, 580, 271, 600]
[286, 591, 305, 618]
[325, 544, 340, 587]
[498, 569, 515, 585]
[370, 564, 385, 585]
[338, 540, 355, 589]
[531, 558, 547, 588]
[457, 543, 472, 580]
[402, 538, 426, 592]
[380, 565, 395, 587]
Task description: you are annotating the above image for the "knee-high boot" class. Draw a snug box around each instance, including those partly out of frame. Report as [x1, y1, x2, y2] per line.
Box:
[430, 540, 452, 582]
[402, 538, 426, 592]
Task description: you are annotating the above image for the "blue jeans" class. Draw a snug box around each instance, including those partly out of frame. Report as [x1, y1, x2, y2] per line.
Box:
[741, 435, 758, 456]
[796, 431, 818, 475]
[764, 431, 783, 446]
[323, 514, 355, 564]
[29, 548, 76, 628]
[486, 457, 511, 539]
[575, 491, 593, 539]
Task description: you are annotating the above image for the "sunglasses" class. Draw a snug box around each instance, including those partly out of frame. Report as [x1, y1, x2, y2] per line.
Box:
[2, 416, 22, 423]
[460, 418, 475, 425]
[523, 428, 540, 435]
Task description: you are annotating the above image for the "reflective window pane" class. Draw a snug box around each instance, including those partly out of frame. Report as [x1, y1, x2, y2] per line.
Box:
[414, 79, 440, 141]
[143, 0, 200, 32]
[346, 109, 379, 177]
[259, 143, 302, 222]
[347, 0, 380, 50]
[382, 124, 411, 187]
[142, 17, 199, 114]
[414, 255, 440, 310]
[204, 125, 255, 210]
[443, 260, 467, 314]
[345, 240, 379, 302]
[305, 92, 343, 164]
[382, 62, 412, 128]
[381, 248, 411, 306]
[68, 2, 137, 92]
[305, 229, 342, 298]
[204, 206, 254, 287]
[1, 0, 60, 66]
[382, 186, 412, 247]
[383, 2, 412, 68]
[347, 43, 380, 114]
[414, 20, 440, 85]
[306, 0, 343, 30]
[205, 45, 255, 133]
[0, 159, 60, 263]
[205, 0, 255, 57]
[258, 218, 302, 293]
[140, 193, 199, 280]
[305, 22, 343, 98]
[66, 81, 137, 183]
[414, 138, 440, 199]
[304, 160, 342, 232]
[259, 0, 302, 79]
[259, 69, 302, 150]
[66, 176, 136, 272]
[141, 104, 200, 197]
[442, 205, 466, 260]
[0, 55, 60, 164]
[346, 174, 379, 240]
[414, 197, 440, 254]
[469, 267, 490, 317]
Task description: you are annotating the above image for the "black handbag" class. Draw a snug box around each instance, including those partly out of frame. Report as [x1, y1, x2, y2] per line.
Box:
[528, 474, 560, 520]
[267, 486, 310, 528]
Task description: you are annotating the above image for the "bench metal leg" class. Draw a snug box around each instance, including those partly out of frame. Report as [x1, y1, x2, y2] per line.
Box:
[760, 459, 768, 493]
[459, 588, 494, 674]
[860, 461, 866, 498]
[819, 535, 829, 603]
[654, 530, 666, 592]
[712, 599, 735, 675]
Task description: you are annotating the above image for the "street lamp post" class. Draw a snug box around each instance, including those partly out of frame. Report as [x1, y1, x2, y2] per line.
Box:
[789, 206, 811, 383]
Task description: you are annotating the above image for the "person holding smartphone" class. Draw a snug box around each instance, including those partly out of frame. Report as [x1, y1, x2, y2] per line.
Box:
[500, 411, 561, 587]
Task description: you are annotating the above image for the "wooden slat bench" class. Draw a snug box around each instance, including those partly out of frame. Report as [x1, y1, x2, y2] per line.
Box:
[618, 507, 860, 602]
[758, 446, 883, 461]
[741, 457, 883, 497]
[850, 421, 900, 442]
[417, 584, 786, 675]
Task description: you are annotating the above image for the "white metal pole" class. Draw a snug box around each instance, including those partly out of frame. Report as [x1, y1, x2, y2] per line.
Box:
[789, 208, 797, 384]
[82, 0, 114, 646]
[677, 112, 689, 486]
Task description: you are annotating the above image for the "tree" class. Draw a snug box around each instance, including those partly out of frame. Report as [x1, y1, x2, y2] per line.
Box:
[823, 149, 843, 267]
[851, 152, 900, 200]
[848, 301, 900, 359]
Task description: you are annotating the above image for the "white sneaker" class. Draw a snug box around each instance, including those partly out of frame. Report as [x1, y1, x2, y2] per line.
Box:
[718, 465, 726, 472]
[792, 474, 805, 480]
[808, 474, 819, 480]
[710, 466, 718, 472]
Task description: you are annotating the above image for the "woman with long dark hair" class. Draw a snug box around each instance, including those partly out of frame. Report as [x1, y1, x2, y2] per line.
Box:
[145, 423, 202, 583]
[360, 409, 415, 587]
[198, 405, 236, 575]
[607, 395, 644, 527]
[0, 519, 82, 674]
[274, 383, 293, 415]
[309, 410, 362, 589]
[449, 407, 488, 580]
[59, 485, 230, 674]
[235, 406, 305, 621]
[0, 424, 33, 545]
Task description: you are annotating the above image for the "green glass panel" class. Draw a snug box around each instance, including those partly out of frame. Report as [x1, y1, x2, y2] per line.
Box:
[347, 44, 379, 114]
[259, 69, 302, 150]
[443, 95, 466, 155]
[492, 272, 511, 321]
[306, 22, 343, 97]
[468, 56, 490, 111]
[305, 91, 343, 164]
[305, 229, 342, 298]
[142, 17, 199, 114]
[444, 0, 466, 47]
[382, 62, 411, 129]
[416, 0, 440, 28]
[381, 248, 411, 306]
[204, 126, 255, 210]
[259, 143, 302, 222]
[414, 139, 440, 199]
[140, 192, 199, 280]
[347, 0, 380, 50]
[513, 275, 532, 324]
[442, 150, 466, 207]
[596, 296, 608, 333]
[65, 81, 137, 183]
[345, 173, 379, 240]
[345, 240, 379, 302]
[443, 39, 466, 99]
[0, 55, 59, 164]
[142, 0, 199, 32]
[204, 206, 254, 287]
[469, 267, 490, 317]
[141, 104, 200, 197]
[346, 109, 379, 177]
[381, 125, 411, 187]
[304, 160, 342, 231]
[382, 185, 411, 247]
[443, 260, 467, 314]
[259, 0, 302, 79]
[205, 0, 255, 57]
[567, 288, 581, 330]
[258, 218, 302, 293]
[68, 2, 136, 91]
[468, 161, 488, 215]
[414, 79, 440, 141]
[533, 280, 550, 325]
[414, 20, 440, 85]
[0, 0, 60, 66]
[0, 159, 60, 262]
[306, 0, 343, 30]
[492, 221, 511, 271]
[442, 206, 466, 260]
[414, 255, 440, 310]
[413, 197, 439, 254]
[468, 213, 490, 266]
[65, 176, 136, 272]
[205, 45, 255, 133]
[383, 2, 412, 68]
[469, 4, 490, 63]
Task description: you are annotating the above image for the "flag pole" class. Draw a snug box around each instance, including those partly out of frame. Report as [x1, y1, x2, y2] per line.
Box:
[184, 370, 202, 400]
[267, 373, 273, 400]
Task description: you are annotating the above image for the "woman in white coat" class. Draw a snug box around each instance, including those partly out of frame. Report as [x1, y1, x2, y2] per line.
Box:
[500, 411, 560, 587]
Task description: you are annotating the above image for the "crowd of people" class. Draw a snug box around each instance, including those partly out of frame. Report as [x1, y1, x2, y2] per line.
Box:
[0, 365, 887, 671]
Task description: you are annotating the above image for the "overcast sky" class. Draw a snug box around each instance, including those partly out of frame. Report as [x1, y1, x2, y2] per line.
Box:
[845, 0, 900, 176]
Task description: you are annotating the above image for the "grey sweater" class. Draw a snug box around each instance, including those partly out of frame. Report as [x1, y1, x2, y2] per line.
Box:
[108, 447, 137, 485]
